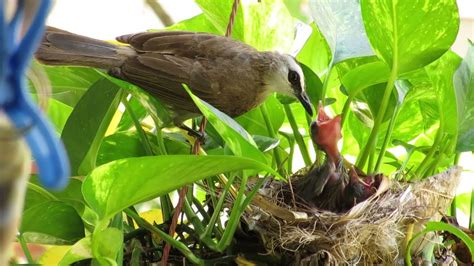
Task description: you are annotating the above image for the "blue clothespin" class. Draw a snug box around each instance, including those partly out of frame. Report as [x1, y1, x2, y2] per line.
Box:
[0, 0, 69, 189]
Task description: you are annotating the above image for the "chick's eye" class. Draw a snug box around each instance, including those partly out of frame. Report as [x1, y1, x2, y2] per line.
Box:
[288, 70, 299, 84]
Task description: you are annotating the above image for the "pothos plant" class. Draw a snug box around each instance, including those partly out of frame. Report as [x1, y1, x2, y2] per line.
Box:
[18, 0, 473, 265]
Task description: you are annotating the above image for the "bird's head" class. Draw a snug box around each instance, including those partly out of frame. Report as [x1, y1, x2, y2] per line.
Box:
[265, 53, 313, 116]
[310, 102, 342, 164]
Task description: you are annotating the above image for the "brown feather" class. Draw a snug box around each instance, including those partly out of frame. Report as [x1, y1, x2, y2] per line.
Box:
[36, 27, 273, 124]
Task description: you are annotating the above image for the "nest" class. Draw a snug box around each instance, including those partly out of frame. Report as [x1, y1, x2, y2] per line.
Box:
[244, 167, 462, 265]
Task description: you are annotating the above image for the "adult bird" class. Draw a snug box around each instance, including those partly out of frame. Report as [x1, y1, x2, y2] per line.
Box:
[35, 27, 313, 126]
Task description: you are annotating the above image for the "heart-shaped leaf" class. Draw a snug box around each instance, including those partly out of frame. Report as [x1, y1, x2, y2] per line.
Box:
[20, 201, 84, 245]
[62, 78, 124, 176]
[454, 42, 474, 152]
[82, 155, 278, 221]
[185, 85, 268, 164]
[310, 0, 375, 64]
[361, 0, 459, 74]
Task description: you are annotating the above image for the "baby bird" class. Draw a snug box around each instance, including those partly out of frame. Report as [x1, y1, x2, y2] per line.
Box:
[292, 103, 382, 212]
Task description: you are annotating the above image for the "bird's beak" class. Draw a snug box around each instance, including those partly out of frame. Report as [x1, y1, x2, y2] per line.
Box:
[297, 91, 313, 116]
[310, 102, 342, 163]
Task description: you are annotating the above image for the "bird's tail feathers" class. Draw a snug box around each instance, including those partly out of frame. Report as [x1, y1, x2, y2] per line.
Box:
[35, 26, 135, 69]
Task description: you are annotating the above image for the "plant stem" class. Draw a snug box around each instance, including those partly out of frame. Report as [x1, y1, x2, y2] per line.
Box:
[260, 104, 284, 175]
[206, 177, 218, 212]
[242, 176, 268, 210]
[283, 104, 312, 166]
[340, 94, 355, 126]
[182, 199, 220, 251]
[358, 0, 400, 172]
[183, 198, 205, 234]
[160, 195, 172, 222]
[320, 63, 333, 107]
[367, 150, 375, 174]
[122, 95, 153, 155]
[18, 233, 34, 264]
[357, 68, 397, 172]
[123, 95, 172, 220]
[450, 193, 457, 218]
[425, 136, 451, 176]
[145, 0, 174, 26]
[403, 223, 414, 260]
[374, 104, 400, 173]
[124, 209, 202, 265]
[282, 134, 295, 173]
[202, 176, 235, 240]
[192, 196, 211, 223]
[217, 175, 248, 252]
[155, 129, 168, 155]
[414, 122, 444, 179]
[453, 152, 461, 165]
[395, 149, 415, 181]
[470, 187, 474, 230]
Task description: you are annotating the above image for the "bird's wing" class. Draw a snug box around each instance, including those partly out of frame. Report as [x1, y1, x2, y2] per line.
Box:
[114, 31, 259, 116]
[117, 54, 206, 114]
[116, 31, 257, 57]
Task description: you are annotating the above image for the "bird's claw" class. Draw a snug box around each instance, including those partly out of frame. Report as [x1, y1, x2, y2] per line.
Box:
[179, 125, 207, 144]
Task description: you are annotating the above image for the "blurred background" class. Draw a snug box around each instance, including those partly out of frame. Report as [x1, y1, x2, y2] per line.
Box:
[46, 0, 473, 55]
[45, 0, 473, 224]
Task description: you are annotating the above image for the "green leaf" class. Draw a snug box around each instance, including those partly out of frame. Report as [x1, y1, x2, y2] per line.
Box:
[253, 135, 280, 152]
[342, 110, 370, 156]
[283, 0, 311, 23]
[92, 228, 123, 266]
[185, 85, 268, 164]
[42, 66, 103, 106]
[196, 0, 244, 39]
[241, 0, 296, 51]
[166, 14, 219, 33]
[20, 201, 85, 245]
[197, 0, 296, 51]
[296, 23, 331, 77]
[24, 177, 98, 227]
[236, 95, 285, 137]
[98, 73, 173, 128]
[300, 63, 324, 107]
[309, 0, 374, 64]
[366, 83, 396, 122]
[59, 236, 93, 266]
[394, 80, 410, 105]
[454, 42, 474, 152]
[341, 61, 390, 95]
[45, 99, 73, 134]
[98, 131, 190, 164]
[25, 176, 86, 209]
[97, 132, 148, 166]
[391, 95, 430, 143]
[406, 221, 474, 265]
[455, 192, 472, 217]
[426, 52, 462, 138]
[116, 97, 147, 132]
[82, 155, 278, 221]
[62, 78, 124, 176]
[163, 133, 192, 154]
[361, 0, 459, 74]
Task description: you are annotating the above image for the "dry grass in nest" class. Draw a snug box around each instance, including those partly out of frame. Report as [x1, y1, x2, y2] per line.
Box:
[244, 167, 462, 265]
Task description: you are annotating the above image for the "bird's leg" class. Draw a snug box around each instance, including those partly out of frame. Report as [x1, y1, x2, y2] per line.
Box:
[179, 124, 206, 144]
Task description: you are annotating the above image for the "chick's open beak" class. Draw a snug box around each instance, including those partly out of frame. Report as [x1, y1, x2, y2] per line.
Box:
[297, 91, 313, 116]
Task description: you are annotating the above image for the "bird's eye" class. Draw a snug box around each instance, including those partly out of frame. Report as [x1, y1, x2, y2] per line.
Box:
[288, 70, 299, 84]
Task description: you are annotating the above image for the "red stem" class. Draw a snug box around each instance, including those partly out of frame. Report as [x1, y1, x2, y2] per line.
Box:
[161, 0, 238, 263]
